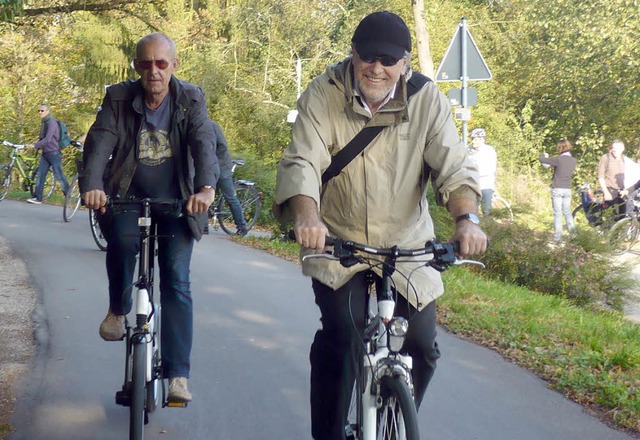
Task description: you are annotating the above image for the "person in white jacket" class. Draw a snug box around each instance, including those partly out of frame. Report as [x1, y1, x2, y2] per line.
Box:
[467, 128, 497, 216]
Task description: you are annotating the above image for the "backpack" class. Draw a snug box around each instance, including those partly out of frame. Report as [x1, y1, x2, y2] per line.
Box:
[56, 119, 71, 148]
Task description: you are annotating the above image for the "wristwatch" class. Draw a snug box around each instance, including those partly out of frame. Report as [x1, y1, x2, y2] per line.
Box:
[455, 213, 481, 225]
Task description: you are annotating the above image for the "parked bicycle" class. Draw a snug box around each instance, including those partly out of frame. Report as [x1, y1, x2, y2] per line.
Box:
[208, 159, 262, 235]
[608, 194, 640, 255]
[106, 197, 187, 440]
[63, 140, 85, 222]
[571, 182, 622, 229]
[303, 235, 483, 440]
[0, 140, 56, 202]
[491, 191, 514, 222]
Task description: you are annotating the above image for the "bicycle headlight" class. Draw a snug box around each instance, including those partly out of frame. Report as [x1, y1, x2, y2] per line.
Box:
[388, 317, 409, 353]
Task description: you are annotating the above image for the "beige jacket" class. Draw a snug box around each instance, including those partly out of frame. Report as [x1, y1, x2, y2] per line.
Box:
[275, 58, 480, 310]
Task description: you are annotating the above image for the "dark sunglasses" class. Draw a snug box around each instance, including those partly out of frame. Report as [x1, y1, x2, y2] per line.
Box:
[134, 59, 171, 70]
[358, 53, 401, 67]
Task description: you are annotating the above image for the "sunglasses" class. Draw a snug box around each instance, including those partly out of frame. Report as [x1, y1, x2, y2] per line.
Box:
[358, 53, 401, 67]
[134, 59, 171, 70]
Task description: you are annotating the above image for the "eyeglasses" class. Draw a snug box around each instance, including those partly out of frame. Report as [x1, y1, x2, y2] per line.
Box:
[38, 110, 46, 113]
[134, 59, 171, 70]
[358, 53, 401, 67]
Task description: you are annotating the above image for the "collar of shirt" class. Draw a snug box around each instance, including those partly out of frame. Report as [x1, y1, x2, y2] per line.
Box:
[560, 152, 572, 156]
[353, 80, 397, 116]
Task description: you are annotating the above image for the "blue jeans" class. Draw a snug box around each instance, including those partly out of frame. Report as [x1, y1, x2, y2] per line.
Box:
[551, 188, 574, 241]
[218, 174, 246, 228]
[106, 208, 194, 378]
[481, 188, 494, 216]
[34, 150, 69, 201]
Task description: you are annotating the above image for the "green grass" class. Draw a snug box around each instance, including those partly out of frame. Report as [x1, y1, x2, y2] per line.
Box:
[236, 234, 640, 435]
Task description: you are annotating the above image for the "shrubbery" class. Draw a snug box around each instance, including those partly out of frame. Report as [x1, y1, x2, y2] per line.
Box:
[479, 220, 633, 310]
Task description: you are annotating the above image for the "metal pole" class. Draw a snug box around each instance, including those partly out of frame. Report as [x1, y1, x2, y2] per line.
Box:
[461, 17, 469, 148]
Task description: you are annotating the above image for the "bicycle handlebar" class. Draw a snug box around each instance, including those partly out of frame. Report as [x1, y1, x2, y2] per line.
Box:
[2, 140, 26, 149]
[106, 197, 187, 217]
[289, 231, 483, 271]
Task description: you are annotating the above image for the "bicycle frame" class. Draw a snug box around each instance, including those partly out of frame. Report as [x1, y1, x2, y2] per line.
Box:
[111, 198, 186, 440]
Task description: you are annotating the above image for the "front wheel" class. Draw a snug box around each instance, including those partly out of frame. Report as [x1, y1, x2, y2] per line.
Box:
[29, 170, 56, 200]
[608, 217, 640, 255]
[0, 164, 11, 202]
[130, 341, 146, 440]
[376, 375, 420, 440]
[63, 175, 81, 222]
[89, 209, 108, 251]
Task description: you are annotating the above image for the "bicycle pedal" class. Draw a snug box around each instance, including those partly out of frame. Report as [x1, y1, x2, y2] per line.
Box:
[166, 401, 188, 408]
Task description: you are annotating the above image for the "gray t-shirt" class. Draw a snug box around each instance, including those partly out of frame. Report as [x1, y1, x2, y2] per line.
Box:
[129, 97, 180, 198]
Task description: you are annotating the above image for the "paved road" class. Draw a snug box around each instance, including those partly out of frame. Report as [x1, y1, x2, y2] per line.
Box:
[0, 200, 635, 440]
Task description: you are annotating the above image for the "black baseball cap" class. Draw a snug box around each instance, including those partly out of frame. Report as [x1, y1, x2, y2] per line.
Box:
[351, 11, 411, 59]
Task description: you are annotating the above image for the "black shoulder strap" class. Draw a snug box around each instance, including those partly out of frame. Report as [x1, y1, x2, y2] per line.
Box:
[321, 73, 431, 185]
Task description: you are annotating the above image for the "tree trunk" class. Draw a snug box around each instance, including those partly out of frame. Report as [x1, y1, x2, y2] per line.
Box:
[412, 0, 434, 78]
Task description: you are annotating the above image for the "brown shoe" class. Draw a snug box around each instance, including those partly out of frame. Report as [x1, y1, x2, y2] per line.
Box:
[168, 377, 192, 402]
[99, 310, 125, 341]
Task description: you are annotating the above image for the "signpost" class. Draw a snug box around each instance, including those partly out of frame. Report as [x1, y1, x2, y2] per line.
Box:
[435, 18, 492, 146]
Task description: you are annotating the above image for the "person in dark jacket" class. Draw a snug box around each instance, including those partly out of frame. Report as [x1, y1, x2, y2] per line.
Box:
[539, 138, 577, 242]
[26, 104, 70, 204]
[79, 32, 219, 403]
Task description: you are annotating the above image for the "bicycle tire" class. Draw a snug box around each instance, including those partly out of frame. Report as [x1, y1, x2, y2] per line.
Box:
[130, 340, 146, 440]
[63, 175, 81, 222]
[608, 217, 640, 255]
[218, 183, 261, 234]
[89, 209, 108, 251]
[0, 164, 11, 202]
[376, 375, 420, 440]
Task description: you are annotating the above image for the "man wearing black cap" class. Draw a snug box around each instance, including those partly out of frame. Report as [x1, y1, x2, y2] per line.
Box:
[275, 11, 487, 439]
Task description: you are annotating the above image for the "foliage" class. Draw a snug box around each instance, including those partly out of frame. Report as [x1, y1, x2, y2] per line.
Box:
[479, 220, 633, 309]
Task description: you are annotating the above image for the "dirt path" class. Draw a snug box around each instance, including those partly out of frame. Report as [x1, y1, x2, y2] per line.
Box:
[0, 237, 37, 439]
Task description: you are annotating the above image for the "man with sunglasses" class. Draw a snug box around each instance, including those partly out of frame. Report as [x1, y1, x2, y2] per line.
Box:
[274, 11, 487, 439]
[26, 104, 70, 205]
[80, 32, 219, 403]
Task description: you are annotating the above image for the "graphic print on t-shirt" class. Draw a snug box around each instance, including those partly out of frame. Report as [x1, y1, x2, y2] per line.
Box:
[138, 127, 173, 166]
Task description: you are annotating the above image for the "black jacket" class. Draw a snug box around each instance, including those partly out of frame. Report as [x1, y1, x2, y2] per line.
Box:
[79, 76, 219, 240]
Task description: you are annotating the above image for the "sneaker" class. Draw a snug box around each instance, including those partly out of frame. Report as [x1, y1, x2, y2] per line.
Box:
[26, 198, 42, 205]
[236, 226, 249, 237]
[168, 377, 192, 402]
[99, 310, 125, 341]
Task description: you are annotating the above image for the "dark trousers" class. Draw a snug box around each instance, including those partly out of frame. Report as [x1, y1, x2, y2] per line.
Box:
[309, 272, 440, 440]
[106, 208, 194, 378]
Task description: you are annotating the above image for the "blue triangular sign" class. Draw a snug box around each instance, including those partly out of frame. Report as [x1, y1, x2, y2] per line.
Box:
[435, 24, 492, 82]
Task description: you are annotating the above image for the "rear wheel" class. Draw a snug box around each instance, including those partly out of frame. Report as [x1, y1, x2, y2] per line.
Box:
[376, 375, 420, 440]
[0, 164, 11, 202]
[608, 217, 640, 255]
[130, 340, 146, 440]
[218, 183, 261, 235]
[63, 175, 81, 222]
[89, 209, 108, 251]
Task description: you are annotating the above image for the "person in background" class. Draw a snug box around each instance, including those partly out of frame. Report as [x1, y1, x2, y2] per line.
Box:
[467, 127, 497, 216]
[597, 139, 628, 220]
[539, 138, 577, 242]
[274, 11, 487, 440]
[26, 104, 70, 205]
[212, 121, 249, 236]
[79, 32, 218, 403]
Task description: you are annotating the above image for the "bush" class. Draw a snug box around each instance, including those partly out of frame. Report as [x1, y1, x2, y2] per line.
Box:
[479, 220, 633, 310]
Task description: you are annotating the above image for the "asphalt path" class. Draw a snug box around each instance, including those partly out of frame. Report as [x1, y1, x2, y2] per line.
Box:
[0, 200, 634, 440]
